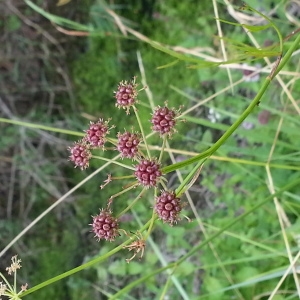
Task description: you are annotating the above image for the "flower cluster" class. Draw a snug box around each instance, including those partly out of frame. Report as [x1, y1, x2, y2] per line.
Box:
[0, 255, 28, 300]
[68, 119, 114, 170]
[114, 78, 139, 114]
[68, 78, 184, 260]
[134, 159, 162, 188]
[155, 191, 182, 225]
[85, 119, 112, 148]
[68, 141, 91, 170]
[91, 209, 119, 241]
[117, 131, 141, 159]
[151, 105, 179, 136]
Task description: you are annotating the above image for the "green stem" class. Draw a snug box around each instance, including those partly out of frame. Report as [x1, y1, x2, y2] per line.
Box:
[246, 5, 283, 53]
[92, 155, 135, 170]
[108, 183, 139, 204]
[110, 264, 176, 300]
[162, 33, 300, 174]
[273, 33, 300, 77]
[21, 219, 153, 297]
[110, 177, 300, 298]
[175, 160, 204, 196]
[21, 243, 127, 297]
[117, 188, 146, 217]
[177, 178, 300, 265]
[158, 135, 167, 163]
[133, 105, 151, 158]
[0, 118, 83, 137]
[145, 187, 158, 239]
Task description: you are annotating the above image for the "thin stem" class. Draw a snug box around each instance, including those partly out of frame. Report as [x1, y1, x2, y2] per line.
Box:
[0, 117, 83, 137]
[246, 5, 283, 53]
[273, 33, 300, 77]
[0, 272, 13, 290]
[111, 174, 135, 180]
[133, 105, 151, 158]
[177, 178, 300, 265]
[14, 272, 17, 293]
[175, 160, 204, 197]
[92, 155, 135, 170]
[116, 188, 146, 217]
[162, 33, 300, 174]
[21, 218, 153, 297]
[106, 137, 117, 146]
[109, 178, 300, 299]
[146, 195, 158, 239]
[109, 183, 139, 203]
[145, 213, 157, 239]
[158, 135, 167, 163]
[159, 179, 168, 191]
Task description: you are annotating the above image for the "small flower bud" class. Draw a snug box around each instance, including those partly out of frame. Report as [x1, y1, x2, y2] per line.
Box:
[85, 118, 112, 148]
[155, 191, 182, 225]
[114, 78, 139, 113]
[151, 105, 178, 136]
[134, 159, 162, 187]
[117, 131, 141, 159]
[68, 141, 91, 170]
[91, 209, 119, 241]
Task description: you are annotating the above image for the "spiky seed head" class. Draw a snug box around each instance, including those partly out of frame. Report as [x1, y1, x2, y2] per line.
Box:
[68, 141, 91, 170]
[85, 119, 112, 148]
[155, 191, 182, 225]
[117, 131, 141, 159]
[134, 159, 162, 188]
[151, 105, 177, 136]
[91, 209, 119, 241]
[114, 78, 138, 113]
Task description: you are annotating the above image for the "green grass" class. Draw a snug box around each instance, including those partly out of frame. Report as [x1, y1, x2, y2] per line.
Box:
[1, 0, 300, 299]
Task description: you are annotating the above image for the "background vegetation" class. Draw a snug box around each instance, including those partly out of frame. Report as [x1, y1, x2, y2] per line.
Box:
[1, 0, 300, 299]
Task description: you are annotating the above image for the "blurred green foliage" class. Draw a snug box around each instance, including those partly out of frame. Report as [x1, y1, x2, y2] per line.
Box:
[2, 0, 300, 299]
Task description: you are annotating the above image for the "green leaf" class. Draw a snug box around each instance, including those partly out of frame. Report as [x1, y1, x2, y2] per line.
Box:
[204, 276, 224, 300]
[96, 267, 108, 281]
[108, 260, 126, 276]
[162, 225, 185, 237]
[127, 261, 143, 275]
[157, 60, 179, 69]
[25, 0, 92, 31]
[217, 18, 272, 32]
[235, 266, 259, 282]
[176, 261, 195, 276]
[202, 130, 213, 145]
[242, 23, 272, 32]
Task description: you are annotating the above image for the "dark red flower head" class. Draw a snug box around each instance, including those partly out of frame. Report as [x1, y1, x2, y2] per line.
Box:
[134, 159, 162, 188]
[91, 209, 119, 241]
[68, 141, 91, 170]
[155, 191, 182, 225]
[151, 105, 178, 136]
[117, 131, 141, 159]
[85, 119, 112, 148]
[114, 78, 139, 113]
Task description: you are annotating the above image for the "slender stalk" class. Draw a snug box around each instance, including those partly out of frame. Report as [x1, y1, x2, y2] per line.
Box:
[158, 135, 167, 163]
[162, 33, 300, 174]
[92, 155, 135, 170]
[117, 188, 146, 217]
[21, 219, 153, 297]
[145, 187, 158, 240]
[109, 178, 300, 299]
[176, 178, 300, 265]
[108, 183, 139, 204]
[175, 160, 204, 196]
[133, 105, 151, 158]
[0, 117, 83, 137]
